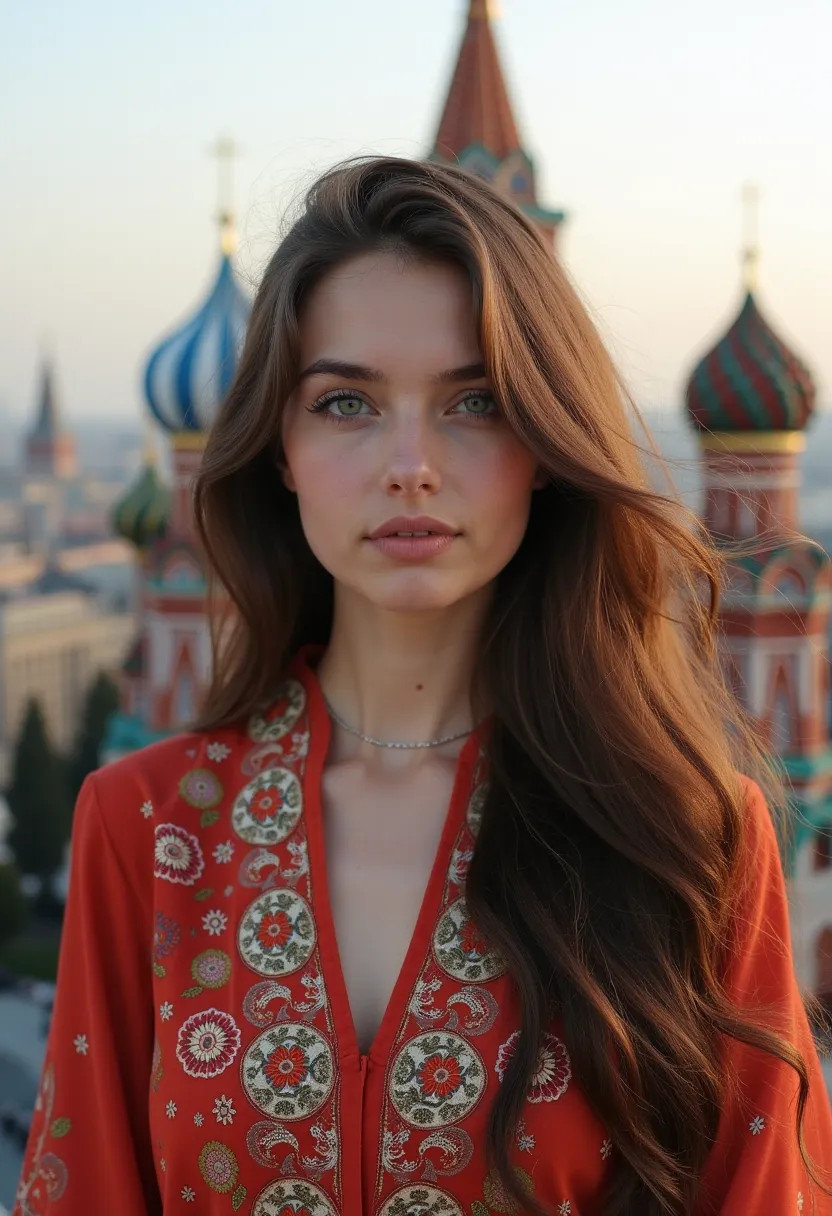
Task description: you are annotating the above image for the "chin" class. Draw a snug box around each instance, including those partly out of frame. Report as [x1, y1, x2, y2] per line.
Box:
[360, 571, 474, 615]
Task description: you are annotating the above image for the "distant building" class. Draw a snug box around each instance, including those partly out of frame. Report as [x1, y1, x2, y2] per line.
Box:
[430, 0, 566, 253]
[0, 588, 134, 785]
[24, 362, 77, 483]
[684, 237, 832, 1007]
[105, 202, 250, 760]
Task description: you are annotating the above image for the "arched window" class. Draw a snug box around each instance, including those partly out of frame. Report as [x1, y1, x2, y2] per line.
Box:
[771, 685, 793, 752]
[173, 670, 195, 726]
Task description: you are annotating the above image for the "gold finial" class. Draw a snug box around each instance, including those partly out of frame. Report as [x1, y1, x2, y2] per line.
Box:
[142, 413, 158, 467]
[209, 135, 240, 255]
[741, 182, 760, 293]
[470, 0, 501, 18]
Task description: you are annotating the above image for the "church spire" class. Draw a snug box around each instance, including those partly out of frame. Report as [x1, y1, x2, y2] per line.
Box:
[430, 1, 566, 253]
[433, 0, 520, 162]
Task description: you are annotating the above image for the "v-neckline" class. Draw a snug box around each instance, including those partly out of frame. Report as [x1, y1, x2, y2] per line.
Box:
[297, 652, 482, 1070]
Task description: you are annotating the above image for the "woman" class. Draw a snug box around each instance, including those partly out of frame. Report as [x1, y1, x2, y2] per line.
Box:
[14, 157, 832, 1216]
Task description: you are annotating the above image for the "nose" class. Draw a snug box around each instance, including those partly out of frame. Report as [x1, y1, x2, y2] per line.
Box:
[381, 412, 442, 497]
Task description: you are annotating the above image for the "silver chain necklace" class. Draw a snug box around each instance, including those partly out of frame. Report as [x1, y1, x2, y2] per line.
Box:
[323, 696, 472, 750]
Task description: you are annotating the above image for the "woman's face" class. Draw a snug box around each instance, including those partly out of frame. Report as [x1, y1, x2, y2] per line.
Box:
[281, 251, 542, 614]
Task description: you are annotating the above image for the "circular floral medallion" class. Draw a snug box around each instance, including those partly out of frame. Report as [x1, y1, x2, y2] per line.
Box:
[191, 948, 232, 989]
[198, 1140, 239, 1193]
[389, 1031, 486, 1128]
[242, 1022, 334, 1121]
[465, 783, 488, 836]
[231, 768, 303, 846]
[248, 679, 307, 743]
[494, 1030, 572, 1102]
[378, 1185, 464, 1215]
[432, 899, 505, 983]
[178, 767, 224, 809]
[238, 889, 316, 978]
[176, 1007, 242, 1078]
[153, 910, 181, 959]
[251, 1178, 337, 1216]
[154, 823, 205, 886]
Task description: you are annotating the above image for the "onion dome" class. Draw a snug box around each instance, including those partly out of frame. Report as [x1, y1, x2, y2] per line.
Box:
[143, 239, 250, 434]
[685, 290, 815, 434]
[112, 459, 170, 550]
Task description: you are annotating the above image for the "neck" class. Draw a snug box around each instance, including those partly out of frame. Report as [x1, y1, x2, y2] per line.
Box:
[316, 584, 491, 753]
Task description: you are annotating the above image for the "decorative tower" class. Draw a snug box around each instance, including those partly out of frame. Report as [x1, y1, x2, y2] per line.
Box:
[430, 0, 566, 253]
[683, 187, 832, 1003]
[24, 359, 77, 481]
[104, 140, 250, 758]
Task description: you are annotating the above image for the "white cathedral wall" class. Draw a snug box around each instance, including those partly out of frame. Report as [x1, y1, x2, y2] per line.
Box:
[788, 832, 832, 992]
[144, 609, 212, 692]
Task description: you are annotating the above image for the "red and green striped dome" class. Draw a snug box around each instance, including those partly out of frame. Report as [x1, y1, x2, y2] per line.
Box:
[685, 291, 815, 432]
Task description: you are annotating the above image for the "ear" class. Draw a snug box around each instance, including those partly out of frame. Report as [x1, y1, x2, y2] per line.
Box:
[532, 466, 548, 490]
[276, 454, 297, 494]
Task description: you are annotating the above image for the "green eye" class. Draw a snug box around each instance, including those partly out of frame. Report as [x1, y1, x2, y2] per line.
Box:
[457, 392, 496, 417]
[331, 396, 365, 416]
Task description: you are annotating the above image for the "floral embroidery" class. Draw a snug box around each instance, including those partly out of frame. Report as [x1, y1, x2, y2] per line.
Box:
[516, 1119, 535, 1152]
[194, 1112, 204, 1126]
[465, 780, 488, 837]
[749, 1115, 766, 1135]
[160, 1001, 174, 1021]
[176, 1008, 242, 1078]
[214, 1094, 237, 1124]
[198, 1139, 239, 1193]
[154, 910, 182, 960]
[495, 1030, 572, 1102]
[432, 899, 505, 983]
[140, 799, 154, 818]
[72, 1034, 88, 1055]
[179, 768, 224, 809]
[14, 1064, 70, 1209]
[600, 1137, 612, 1160]
[213, 840, 235, 863]
[797, 1193, 804, 1211]
[202, 908, 229, 936]
[166, 1100, 177, 1118]
[250, 1177, 337, 1214]
[181, 1185, 196, 1202]
[389, 1031, 486, 1128]
[237, 889, 317, 977]
[190, 948, 232, 990]
[232, 767, 303, 845]
[207, 741, 231, 762]
[154, 822, 205, 885]
[472, 1166, 535, 1216]
[557, 1203, 572, 1215]
[241, 1023, 335, 1120]
[379, 1184, 464, 1215]
[247, 678, 307, 742]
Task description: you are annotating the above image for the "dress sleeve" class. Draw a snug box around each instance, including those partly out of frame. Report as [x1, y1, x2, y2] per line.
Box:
[697, 776, 832, 1215]
[13, 772, 162, 1215]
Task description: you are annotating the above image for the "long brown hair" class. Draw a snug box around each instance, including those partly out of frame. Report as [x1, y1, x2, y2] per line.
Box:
[192, 156, 831, 1215]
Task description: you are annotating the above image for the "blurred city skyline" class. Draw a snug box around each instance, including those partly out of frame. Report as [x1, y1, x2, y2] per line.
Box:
[2, 0, 830, 426]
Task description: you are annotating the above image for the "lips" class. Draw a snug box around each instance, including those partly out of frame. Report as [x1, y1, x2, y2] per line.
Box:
[367, 515, 458, 540]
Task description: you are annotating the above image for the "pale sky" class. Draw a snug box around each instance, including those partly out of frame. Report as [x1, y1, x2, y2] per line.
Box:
[2, 0, 830, 429]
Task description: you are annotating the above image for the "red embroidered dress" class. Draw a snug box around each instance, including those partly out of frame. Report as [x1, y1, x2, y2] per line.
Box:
[13, 648, 832, 1214]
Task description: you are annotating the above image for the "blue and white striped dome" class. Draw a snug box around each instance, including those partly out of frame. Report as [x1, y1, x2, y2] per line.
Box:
[144, 250, 251, 433]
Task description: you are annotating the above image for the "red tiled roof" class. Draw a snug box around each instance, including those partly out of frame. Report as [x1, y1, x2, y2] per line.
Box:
[433, 0, 521, 161]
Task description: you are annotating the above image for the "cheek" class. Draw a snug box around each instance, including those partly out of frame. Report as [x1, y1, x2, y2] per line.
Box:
[459, 436, 538, 523]
[282, 434, 366, 541]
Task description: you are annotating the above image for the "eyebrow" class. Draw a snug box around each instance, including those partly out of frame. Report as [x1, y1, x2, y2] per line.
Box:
[296, 358, 488, 385]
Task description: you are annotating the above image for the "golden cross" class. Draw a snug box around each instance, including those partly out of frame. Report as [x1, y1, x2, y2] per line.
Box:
[741, 182, 760, 292]
[209, 135, 240, 254]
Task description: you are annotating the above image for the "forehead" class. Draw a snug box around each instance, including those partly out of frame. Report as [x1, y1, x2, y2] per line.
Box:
[297, 252, 481, 370]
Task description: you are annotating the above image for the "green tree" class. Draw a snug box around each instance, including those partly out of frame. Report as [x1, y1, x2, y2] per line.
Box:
[69, 671, 120, 803]
[6, 699, 69, 901]
[0, 861, 27, 948]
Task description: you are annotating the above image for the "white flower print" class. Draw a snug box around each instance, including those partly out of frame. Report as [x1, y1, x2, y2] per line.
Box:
[73, 1034, 88, 1055]
[797, 1193, 804, 1212]
[749, 1115, 766, 1135]
[213, 1094, 236, 1125]
[193, 1112, 204, 1126]
[181, 1187, 196, 1203]
[224, 884, 234, 897]
[166, 1100, 177, 1118]
[206, 742, 231, 762]
[601, 1137, 613, 1160]
[202, 909, 228, 936]
[213, 841, 235, 864]
[140, 800, 154, 818]
[558, 1203, 572, 1215]
[515, 1118, 535, 1152]
[159, 1001, 174, 1022]
[160, 1158, 166, 1172]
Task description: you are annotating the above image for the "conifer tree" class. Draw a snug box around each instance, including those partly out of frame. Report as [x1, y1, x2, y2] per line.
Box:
[6, 699, 69, 897]
[69, 671, 119, 803]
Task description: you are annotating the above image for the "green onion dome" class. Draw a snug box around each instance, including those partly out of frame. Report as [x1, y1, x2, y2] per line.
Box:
[685, 291, 815, 432]
[112, 460, 170, 550]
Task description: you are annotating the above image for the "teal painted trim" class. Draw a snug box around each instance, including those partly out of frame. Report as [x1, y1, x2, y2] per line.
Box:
[782, 749, 832, 780]
[103, 711, 170, 759]
[520, 203, 566, 225]
[145, 577, 207, 596]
